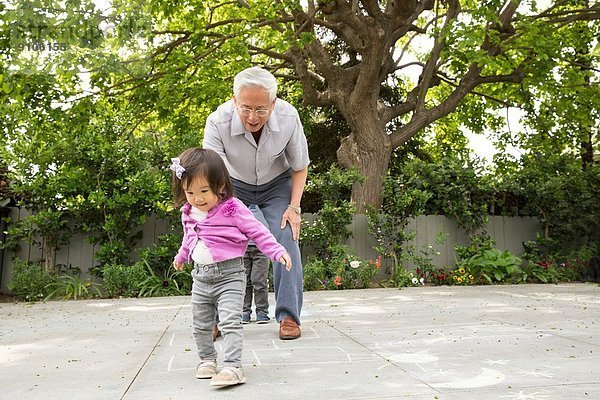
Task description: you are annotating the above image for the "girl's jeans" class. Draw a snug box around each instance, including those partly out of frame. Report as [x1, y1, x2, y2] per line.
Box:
[191, 257, 246, 367]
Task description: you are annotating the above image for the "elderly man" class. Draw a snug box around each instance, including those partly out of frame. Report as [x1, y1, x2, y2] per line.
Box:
[203, 66, 309, 340]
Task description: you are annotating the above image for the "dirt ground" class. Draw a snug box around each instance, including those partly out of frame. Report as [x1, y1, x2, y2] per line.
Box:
[0, 294, 18, 303]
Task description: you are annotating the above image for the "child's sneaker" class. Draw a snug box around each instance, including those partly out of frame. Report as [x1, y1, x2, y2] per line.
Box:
[196, 360, 217, 379]
[256, 312, 270, 324]
[209, 366, 246, 387]
[242, 312, 251, 324]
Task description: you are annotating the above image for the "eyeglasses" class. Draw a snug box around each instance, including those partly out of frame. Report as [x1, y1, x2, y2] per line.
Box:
[237, 106, 270, 117]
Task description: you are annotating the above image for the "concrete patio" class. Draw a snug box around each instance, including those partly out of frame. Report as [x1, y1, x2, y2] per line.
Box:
[1, 283, 599, 399]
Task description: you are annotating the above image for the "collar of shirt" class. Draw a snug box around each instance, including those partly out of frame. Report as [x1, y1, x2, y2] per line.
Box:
[189, 206, 208, 221]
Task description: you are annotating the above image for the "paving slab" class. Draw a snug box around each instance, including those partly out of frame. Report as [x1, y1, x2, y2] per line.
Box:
[1, 283, 599, 400]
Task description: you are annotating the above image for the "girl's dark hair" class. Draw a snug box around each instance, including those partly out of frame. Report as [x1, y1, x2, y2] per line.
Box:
[172, 147, 233, 208]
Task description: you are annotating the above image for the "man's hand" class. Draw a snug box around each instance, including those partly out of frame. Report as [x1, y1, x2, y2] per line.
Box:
[281, 207, 301, 241]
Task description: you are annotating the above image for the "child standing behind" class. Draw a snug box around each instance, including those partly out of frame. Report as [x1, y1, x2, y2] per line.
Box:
[243, 205, 271, 324]
[171, 147, 292, 388]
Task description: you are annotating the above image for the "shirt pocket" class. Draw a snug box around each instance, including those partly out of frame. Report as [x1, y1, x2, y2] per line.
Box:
[270, 147, 286, 163]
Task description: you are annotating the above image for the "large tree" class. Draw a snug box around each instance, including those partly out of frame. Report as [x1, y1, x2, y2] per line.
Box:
[281, 0, 600, 211]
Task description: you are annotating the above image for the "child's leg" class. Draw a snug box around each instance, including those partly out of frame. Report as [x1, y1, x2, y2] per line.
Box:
[191, 266, 218, 361]
[242, 248, 254, 316]
[251, 250, 270, 316]
[214, 258, 246, 368]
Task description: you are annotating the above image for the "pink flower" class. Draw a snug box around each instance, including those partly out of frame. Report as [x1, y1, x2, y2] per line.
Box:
[223, 202, 237, 216]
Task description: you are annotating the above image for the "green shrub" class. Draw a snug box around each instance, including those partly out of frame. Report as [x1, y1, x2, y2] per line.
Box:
[138, 233, 182, 274]
[300, 166, 363, 291]
[46, 275, 102, 300]
[7, 259, 55, 302]
[459, 248, 523, 284]
[303, 259, 327, 291]
[102, 263, 147, 298]
[138, 260, 191, 297]
[381, 267, 423, 288]
[407, 232, 448, 285]
[454, 235, 495, 262]
[302, 245, 377, 290]
[367, 175, 431, 280]
[356, 257, 382, 289]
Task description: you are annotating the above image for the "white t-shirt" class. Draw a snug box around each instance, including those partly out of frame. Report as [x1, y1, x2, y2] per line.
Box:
[189, 206, 215, 265]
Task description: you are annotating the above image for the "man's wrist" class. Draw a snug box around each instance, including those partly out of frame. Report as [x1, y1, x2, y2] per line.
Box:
[287, 205, 301, 214]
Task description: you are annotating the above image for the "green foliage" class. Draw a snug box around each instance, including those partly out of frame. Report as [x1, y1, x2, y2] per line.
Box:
[301, 202, 355, 257]
[301, 247, 353, 290]
[367, 174, 431, 278]
[454, 236, 496, 262]
[384, 268, 424, 289]
[136, 232, 182, 274]
[401, 156, 493, 237]
[45, 275, 102, 300]
[508, 155, 600, 259]
[302, 252, 382, 291]
[458, 248, 523, 284]
[1, 98, 171, 272]
[302, 259, 327, 291]
[520, 241, 594, 283]
[302, 106, 351, 212]
[102, 263, 147, 298]
[6, 210, 71, 252]
[355, 257, 382, 289]
[304, 107, 348, 171]
[521, 261, 577, 284]
[137, 260, 191, 297]
[407, 232, 449, 285]
[302, 244, 359, 290]
[301, 165, 363, 290]
[7, 259, 55, 302]
[2, 0, 598, 293]
[1, 207, 71, 274]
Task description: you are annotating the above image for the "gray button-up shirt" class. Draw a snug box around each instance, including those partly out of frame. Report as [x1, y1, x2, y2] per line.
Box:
[202, 99, 310, 186]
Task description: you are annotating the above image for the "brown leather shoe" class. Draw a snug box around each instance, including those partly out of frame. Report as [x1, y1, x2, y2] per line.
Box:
[279, 317, 301, 340]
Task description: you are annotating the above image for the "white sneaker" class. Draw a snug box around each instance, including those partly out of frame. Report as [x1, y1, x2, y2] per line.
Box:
[209, 366, 246, 387]
[196, 360, 217, 379]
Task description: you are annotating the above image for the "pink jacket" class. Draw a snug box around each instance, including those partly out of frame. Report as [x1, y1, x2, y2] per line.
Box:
[174, 197, 287, 265]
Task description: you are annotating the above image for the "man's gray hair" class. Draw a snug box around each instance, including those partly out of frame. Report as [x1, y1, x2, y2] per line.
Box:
[233, 66, 278, 102]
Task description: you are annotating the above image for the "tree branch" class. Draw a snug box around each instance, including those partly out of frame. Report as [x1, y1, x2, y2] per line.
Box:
[361, 0, 385, 21]
[415, 0, 460, 112]
[519, 4, 600, 24]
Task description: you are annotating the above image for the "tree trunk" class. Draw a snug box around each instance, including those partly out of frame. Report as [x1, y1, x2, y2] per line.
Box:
[337, 125, 391, 213]
[43, 238, 56, 275]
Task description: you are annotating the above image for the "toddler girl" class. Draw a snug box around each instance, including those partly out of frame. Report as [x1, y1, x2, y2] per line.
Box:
[171, 147, 291, 387]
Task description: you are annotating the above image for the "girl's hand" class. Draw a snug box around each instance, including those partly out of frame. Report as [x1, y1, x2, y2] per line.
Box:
[173, 260, 184, 270]
[279, 253, 292, 271]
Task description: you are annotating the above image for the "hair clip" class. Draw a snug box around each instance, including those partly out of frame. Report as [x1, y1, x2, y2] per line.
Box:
[170, 157, 185, 179]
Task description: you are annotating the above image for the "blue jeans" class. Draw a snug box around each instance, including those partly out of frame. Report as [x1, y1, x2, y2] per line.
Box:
[191, 257, 246, 367]
[231, 169, 303, 325]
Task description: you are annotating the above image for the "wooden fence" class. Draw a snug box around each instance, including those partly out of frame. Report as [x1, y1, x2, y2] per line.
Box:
[0, 207, 541, 293]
